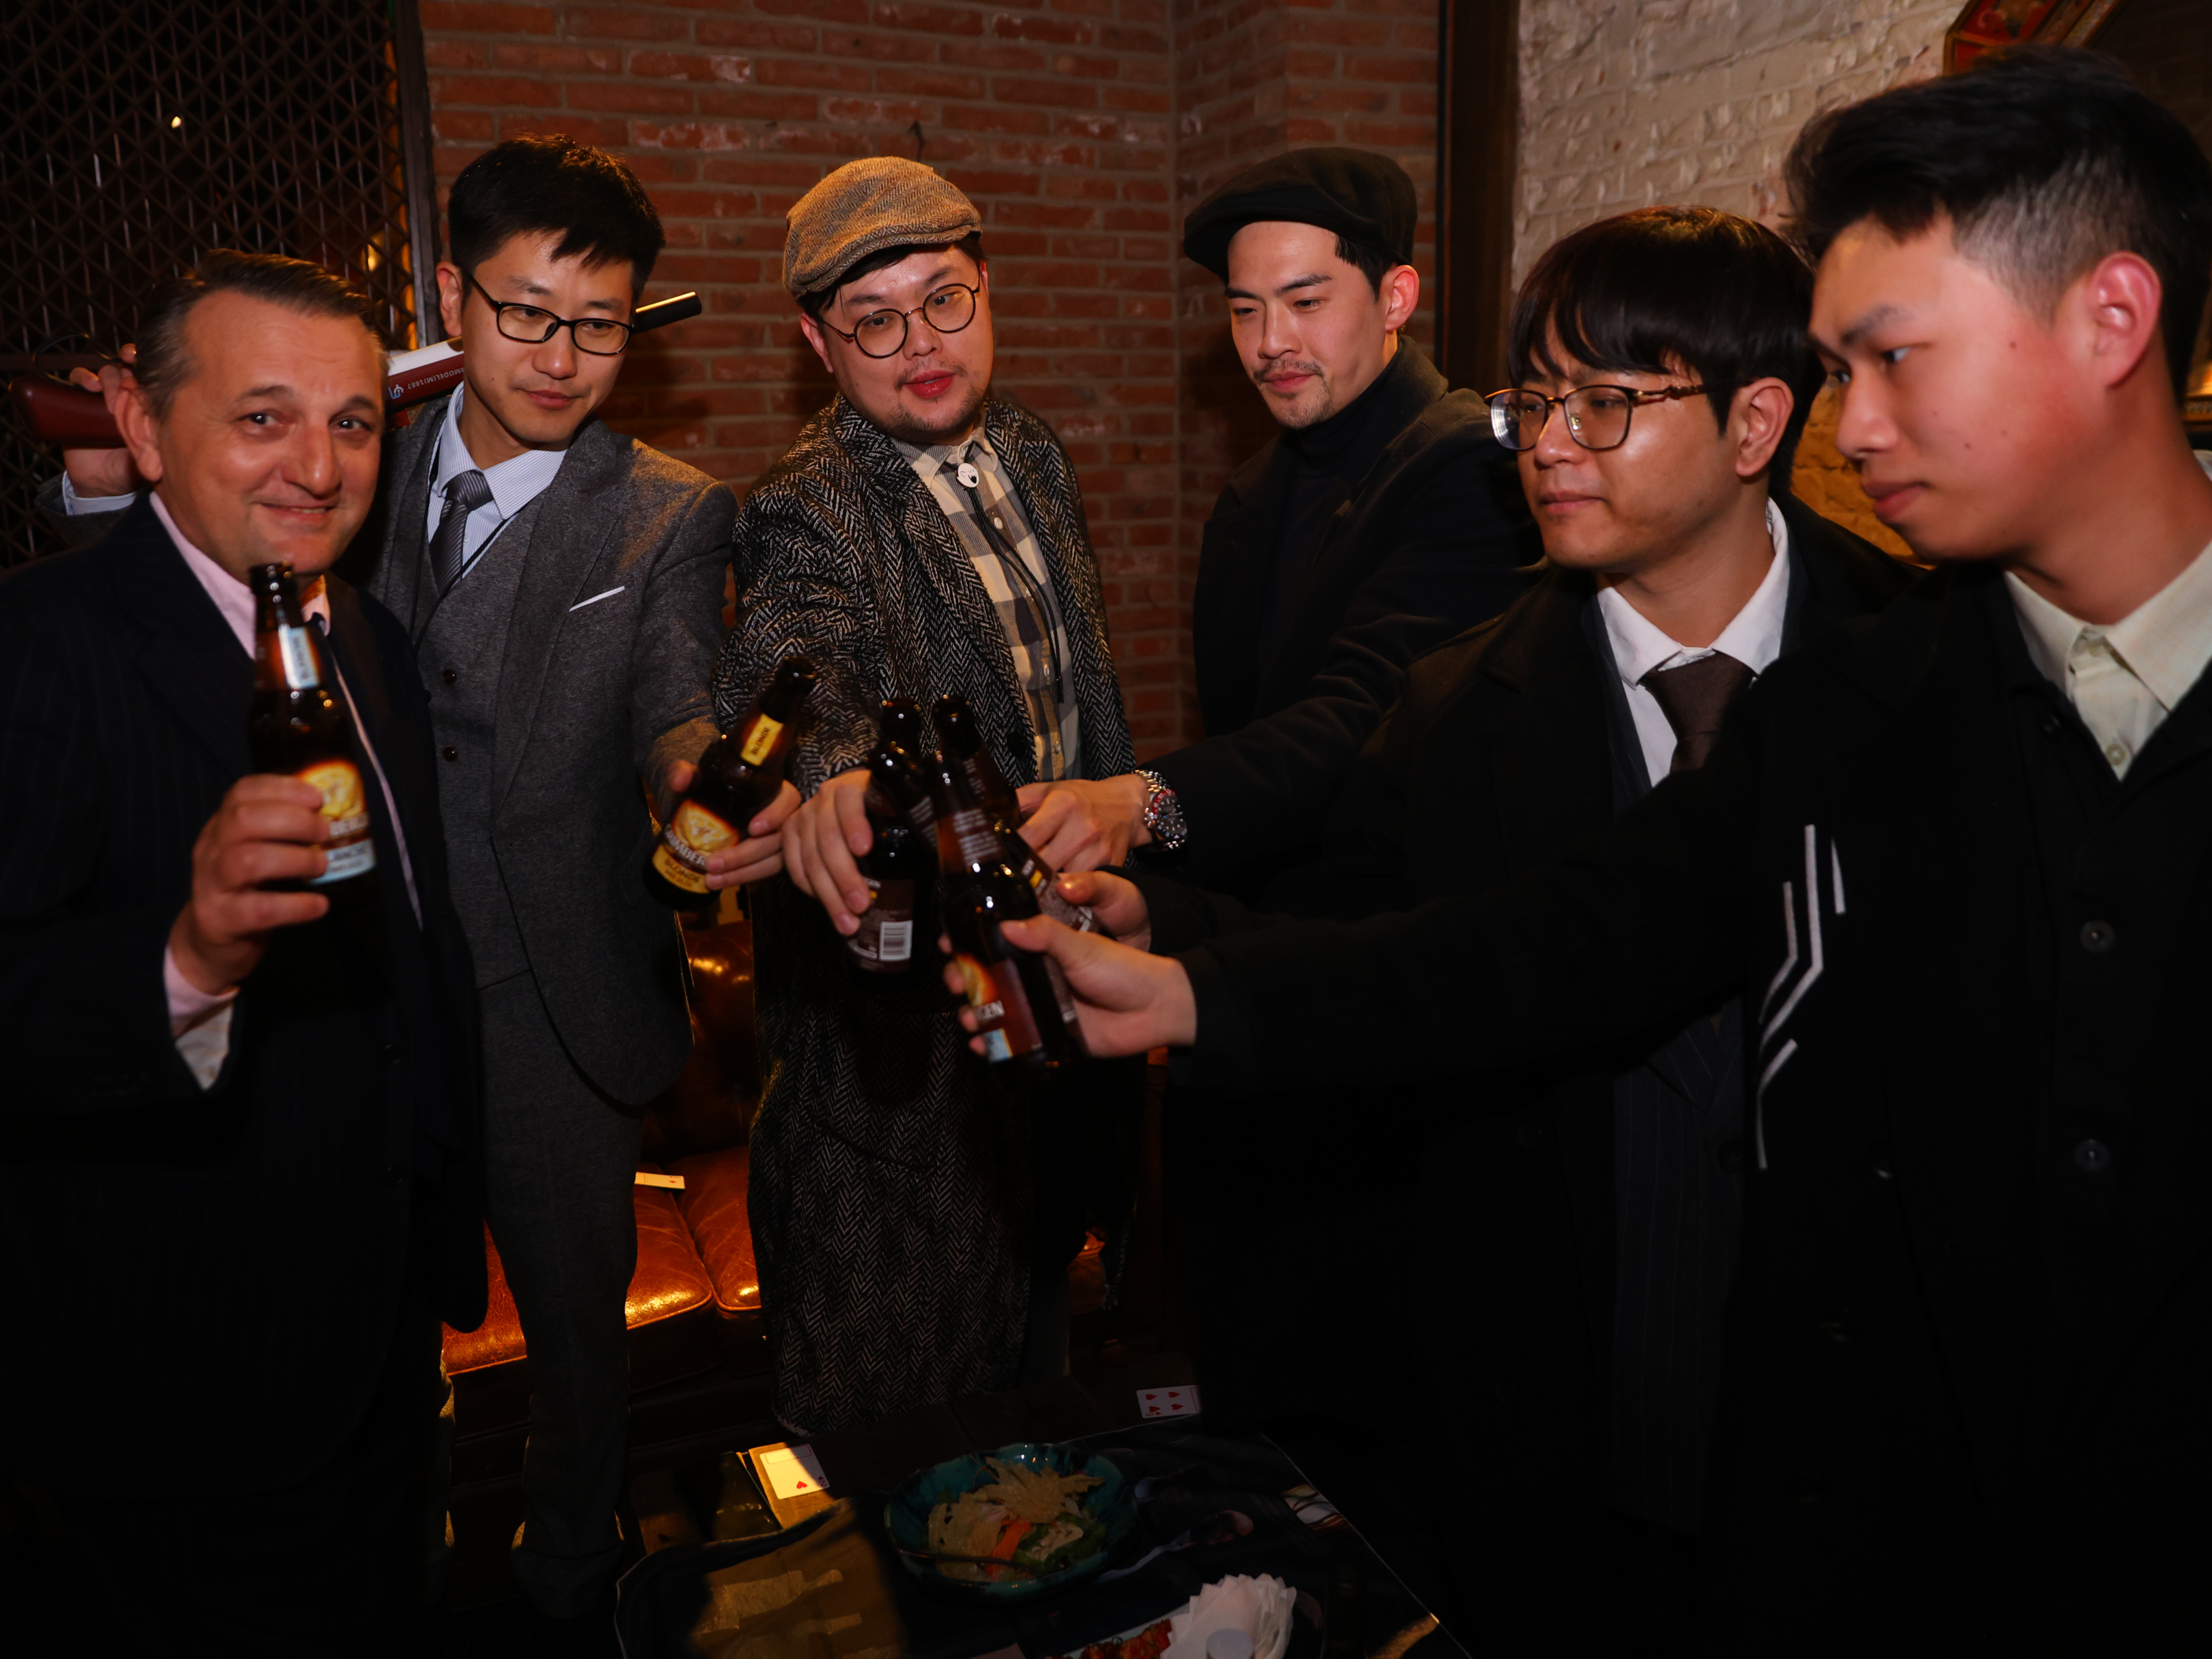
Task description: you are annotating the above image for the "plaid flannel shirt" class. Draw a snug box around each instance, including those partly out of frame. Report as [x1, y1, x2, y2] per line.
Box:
[899, 432, 1082, 780]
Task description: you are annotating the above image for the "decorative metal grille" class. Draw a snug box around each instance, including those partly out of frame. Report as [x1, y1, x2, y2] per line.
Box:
[0, 0, 435, 565]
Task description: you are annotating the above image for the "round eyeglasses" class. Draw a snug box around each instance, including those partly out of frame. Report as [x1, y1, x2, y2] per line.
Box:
[823, 281, 981, 359]
[465, 272, 634, 356]
[1485, 383, 1711, 452]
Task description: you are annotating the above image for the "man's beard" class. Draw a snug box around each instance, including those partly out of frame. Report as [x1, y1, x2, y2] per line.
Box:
[883, 377, 988, 447]
[1255, 360, 1334, 429]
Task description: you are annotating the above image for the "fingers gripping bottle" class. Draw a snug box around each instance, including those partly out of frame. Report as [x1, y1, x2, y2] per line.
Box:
[932, 693, 1097, 933]
[847, 703, 936, 974]
[643, 656, 817, 907]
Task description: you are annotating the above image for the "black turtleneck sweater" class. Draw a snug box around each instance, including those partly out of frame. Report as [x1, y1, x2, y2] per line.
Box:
[1150, 339, 1535, 892]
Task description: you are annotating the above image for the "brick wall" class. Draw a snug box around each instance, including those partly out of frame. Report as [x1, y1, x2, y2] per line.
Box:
[419, 0, 1442, 754]
[1515, 0, 1956, 558]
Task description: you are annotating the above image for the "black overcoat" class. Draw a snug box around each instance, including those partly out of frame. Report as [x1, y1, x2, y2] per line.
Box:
[1146, 346, 1537, 889]
[1168, 560, 2212, 1650]
[0, 500, 484, 1492]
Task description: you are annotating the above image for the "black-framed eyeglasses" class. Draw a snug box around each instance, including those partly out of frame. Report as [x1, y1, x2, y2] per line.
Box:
[464, 271, 634, 356]
[822, 281, 981, 359]
[1485, 383, 1711, 452]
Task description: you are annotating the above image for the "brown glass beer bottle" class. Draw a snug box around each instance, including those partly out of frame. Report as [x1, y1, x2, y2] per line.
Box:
[928, 752, 1085, 1068]
[847, 716, 935, 974]
[248, 564, 377, 897]
[643, 656, 817, 907]
[932, 693, 1096, 933]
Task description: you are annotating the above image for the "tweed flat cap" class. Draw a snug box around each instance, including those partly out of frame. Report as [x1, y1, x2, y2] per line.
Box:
[1182, 147, 1417, 279]
[783, 156, 982, 299]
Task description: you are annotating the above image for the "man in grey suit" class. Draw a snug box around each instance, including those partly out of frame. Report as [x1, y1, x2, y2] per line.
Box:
[52, 137, 734, 1635]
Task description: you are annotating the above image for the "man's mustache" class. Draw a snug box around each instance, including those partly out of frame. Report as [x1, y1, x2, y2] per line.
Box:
[1254, 360, 1324, 387]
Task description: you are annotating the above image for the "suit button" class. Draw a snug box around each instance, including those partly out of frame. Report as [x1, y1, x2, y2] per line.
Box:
[1516, 1121, 1545, 1151]
[441, 746, 458, 763]
[2073, 1138, 2112, 1175]
[441, 667, 458, 685]
[1716, 1136, 1744, 1174]
[2079, 920, 2116, 953]
[1869, 1142, 1898, 1181]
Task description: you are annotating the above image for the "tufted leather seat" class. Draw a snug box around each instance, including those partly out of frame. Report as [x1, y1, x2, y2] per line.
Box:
[442, 915, 764, 1436]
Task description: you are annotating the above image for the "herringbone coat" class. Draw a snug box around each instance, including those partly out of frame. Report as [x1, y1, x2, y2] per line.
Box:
[714, 392, 1134, 1434]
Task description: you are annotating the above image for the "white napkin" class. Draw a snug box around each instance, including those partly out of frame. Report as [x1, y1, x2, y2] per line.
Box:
[1162, 1574, 1294, 1659]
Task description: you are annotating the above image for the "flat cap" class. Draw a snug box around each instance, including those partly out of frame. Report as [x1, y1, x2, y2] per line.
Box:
[782, 156, 982, 299]
[1182, 147, 1417, 279]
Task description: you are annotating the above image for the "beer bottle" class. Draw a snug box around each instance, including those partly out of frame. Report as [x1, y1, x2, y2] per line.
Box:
[847, 722, 934, 975]
[928, 752, 1085, 1068]
[932, 693, 1096, 933]
[248, 564, 377, 896]
[644, 656, 817, 907]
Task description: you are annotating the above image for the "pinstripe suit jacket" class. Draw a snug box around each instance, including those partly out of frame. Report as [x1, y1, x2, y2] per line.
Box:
[0, 500, 484, 1488]
[713, 392, 1135, 1433]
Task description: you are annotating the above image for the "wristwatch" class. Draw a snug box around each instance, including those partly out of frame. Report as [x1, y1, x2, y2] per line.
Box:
[1135, 768, 1188, 852]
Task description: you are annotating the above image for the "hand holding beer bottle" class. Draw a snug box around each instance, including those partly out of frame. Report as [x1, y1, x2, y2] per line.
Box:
[645, 656, 817, 907]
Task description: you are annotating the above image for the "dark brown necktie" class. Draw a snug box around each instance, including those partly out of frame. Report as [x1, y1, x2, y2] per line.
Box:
[1642, 650, 1754, 773]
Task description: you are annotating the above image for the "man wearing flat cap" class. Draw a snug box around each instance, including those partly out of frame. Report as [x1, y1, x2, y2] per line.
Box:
[1009, 146, 1538, 895]
[703, 155, 1138, 1433]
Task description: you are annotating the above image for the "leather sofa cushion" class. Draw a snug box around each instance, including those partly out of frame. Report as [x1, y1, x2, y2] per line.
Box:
[668, 1144, 758, 1317]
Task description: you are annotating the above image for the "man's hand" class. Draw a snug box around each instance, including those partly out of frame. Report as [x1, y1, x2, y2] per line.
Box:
[61, 349, 143, 500]
[169, 776, 333, 995]
[1053, 868, 1152, 950]
[940, 915, 1196, 1056]
[1014, 773, 1150, 872]
[665, 763, 800, 891]
[781, 768, 876, 933]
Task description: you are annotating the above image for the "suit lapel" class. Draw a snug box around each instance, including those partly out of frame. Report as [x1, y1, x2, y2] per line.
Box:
[491, 419, 625, 813]
[105, 499, 254, 778]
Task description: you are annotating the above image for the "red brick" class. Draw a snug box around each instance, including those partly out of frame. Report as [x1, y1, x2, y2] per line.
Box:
[629, 50, 753, 81]
[430, 73, 565, 106]
[566, 81, 699, 114]
[561, 8, 694, 41]
[420, 1, 554, 32]
[493, 42, 621, 71]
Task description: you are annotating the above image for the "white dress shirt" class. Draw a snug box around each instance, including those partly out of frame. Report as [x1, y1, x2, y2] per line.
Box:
[149, 494, 421, 1087]
[1596, 499, 1794, 787]
[424, 384, 568, 579]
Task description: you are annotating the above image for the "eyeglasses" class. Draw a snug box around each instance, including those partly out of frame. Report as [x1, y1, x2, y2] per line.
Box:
[464, 272, 634, 356]
[822, 282, 981, 359]
[1485, 383, 1711, 452]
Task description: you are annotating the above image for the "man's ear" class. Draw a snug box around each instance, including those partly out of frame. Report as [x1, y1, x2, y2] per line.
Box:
[436, 262, 465, 342]
[1381, 264, 1420, 335]
[1730, 377, 1796, 483]
[2073, 250, 2164, 392]
[796, 311, 837, 377]
[114, 380, 166, 485]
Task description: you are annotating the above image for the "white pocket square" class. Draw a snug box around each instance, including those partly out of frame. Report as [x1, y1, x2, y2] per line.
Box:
[569, 586, 625, 612]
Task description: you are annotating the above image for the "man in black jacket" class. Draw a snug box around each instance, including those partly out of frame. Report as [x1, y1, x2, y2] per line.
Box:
[0, 254, 483, 1652]
[1011, 148, 1536, 894]
[972, 49, 2212, 1651]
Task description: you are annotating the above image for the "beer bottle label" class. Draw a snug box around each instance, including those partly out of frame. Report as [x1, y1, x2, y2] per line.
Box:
[277, 625, 321, 689]
[739, 714, 783, 766]
[952, 947, 1046, 1062]
[297, 758, 376, 885]
[651, 799, 737, 893]
[850, 877, 916, 966]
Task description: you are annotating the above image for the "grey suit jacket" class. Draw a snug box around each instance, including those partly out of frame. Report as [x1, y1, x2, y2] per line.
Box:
[350, 400, 736, 1103]
[41, 407, 738, 1104]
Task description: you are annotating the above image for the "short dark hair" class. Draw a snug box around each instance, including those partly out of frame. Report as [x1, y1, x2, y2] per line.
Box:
[1333, 234, 1395, 296]
[797, 231, 987, 321]
[135, 250, 379, 419]
[1786, 45, 2212, 399]
[1506, 206, 1824, 483]
[447, 135, 665, 296]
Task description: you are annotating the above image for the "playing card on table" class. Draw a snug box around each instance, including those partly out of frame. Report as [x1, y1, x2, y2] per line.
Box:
[755, 1443, 828, 1500]
[1138, 1384, 1201, 1418]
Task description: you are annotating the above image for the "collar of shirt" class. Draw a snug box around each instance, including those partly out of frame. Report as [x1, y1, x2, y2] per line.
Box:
[896, 425, 997, 486]
[432, 384, 568, 523]
[2005, 533, 2212, 718]
[1597, 497, 1793, 692]
[151, 491, 327, 655]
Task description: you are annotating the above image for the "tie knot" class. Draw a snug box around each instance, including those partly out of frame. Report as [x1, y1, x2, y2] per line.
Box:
[1641, 650, 1754, 774]
[444, 468, 493, 511]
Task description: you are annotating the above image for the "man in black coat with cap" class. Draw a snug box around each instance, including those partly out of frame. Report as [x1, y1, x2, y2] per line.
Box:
[1011, 148, 1537, 896]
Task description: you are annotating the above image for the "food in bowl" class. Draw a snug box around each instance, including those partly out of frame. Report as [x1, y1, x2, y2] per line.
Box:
[926, 1455, 1107, 1582]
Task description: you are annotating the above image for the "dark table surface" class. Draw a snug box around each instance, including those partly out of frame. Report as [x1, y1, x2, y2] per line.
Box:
[615, 1366, 1465, 1659]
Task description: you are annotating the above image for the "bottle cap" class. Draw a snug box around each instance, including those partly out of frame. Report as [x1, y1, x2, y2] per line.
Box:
[1207, 1631, 1255, 1659]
